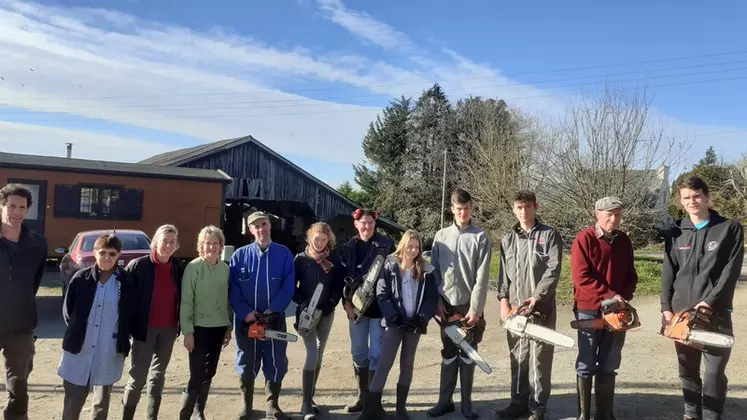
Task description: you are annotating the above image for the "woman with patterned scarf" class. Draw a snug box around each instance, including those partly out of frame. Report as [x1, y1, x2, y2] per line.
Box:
[292, 222, 345, 420]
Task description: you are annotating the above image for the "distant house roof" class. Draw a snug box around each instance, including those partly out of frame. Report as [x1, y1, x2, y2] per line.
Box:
[141, 135, 408, 232]
[0, 152, 232, 183]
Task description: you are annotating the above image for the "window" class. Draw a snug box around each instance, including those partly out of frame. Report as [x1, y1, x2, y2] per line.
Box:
[55, 184, 143, 220]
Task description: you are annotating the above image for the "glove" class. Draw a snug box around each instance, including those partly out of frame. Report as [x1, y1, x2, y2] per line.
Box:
[390, 315, 405, 328]
[412, 315, 426, 328]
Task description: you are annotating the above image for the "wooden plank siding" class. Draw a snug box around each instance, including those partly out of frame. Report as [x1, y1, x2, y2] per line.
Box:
[179, 141, 356, 222]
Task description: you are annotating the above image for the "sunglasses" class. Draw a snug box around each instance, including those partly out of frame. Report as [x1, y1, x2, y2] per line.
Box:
[96, 251, 119, 257]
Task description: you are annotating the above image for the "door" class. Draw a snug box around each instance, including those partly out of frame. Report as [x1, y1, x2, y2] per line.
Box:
[7, 178, 48, 235]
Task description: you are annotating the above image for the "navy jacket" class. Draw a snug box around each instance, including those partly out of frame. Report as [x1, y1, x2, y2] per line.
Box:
[293, 250, 344, 316]
[125, 254, 185, 342]
[662, 209, 745, 317]
[376, 255, 439, 333]
[0, 225, 48, 335]
[62, 265, 135, 356]
[339, 233, 395, 319]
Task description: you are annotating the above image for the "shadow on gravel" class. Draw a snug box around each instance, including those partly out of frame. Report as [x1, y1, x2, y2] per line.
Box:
[34, 295, 65, 339]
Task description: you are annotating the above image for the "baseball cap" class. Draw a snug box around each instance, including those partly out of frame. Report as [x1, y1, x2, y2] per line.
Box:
[246, 211, 269, 225]
[595, 196, 624, 211]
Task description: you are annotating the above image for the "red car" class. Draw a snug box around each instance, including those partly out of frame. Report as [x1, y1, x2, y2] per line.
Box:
[59, 229, 152, 295]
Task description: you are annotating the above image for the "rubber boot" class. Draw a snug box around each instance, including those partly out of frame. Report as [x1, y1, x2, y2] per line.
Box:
[396, 383, 410, 420]
[594, 374, 617, 420]
[345, 366, 369, 413]
[237, 379, 255, 420]
[311, 363, 322, 413]
[178, 391, 198, 420]
[576, 376, 592, 420]
[459, 361, 479, 420]
[120, 402, 137, 420]
[427, 359, 458, 417]
[301, 370, 317, 420]
[146, 397, 161, 420]
[193, 381, 210, 420]
[355, 391, 387, 420]
[265, 381, 290, 420]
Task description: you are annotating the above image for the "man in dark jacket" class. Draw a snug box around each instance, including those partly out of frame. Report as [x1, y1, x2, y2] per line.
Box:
[661, 176, 744, 420]
[339, 209, 394, 413]
[0, 183, 48, 420]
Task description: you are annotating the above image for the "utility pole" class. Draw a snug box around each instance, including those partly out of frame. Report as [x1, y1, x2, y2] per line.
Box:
[440, 149, 447, 229]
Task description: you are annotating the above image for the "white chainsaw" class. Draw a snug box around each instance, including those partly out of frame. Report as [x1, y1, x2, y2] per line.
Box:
[435, 315, 492, 375]
[502, 303, 574, 349]
[345, 254, 385, 324]
[296, 283, 324, 337]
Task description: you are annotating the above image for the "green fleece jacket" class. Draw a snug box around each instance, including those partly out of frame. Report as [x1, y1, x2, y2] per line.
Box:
[180, 257, 233, 335]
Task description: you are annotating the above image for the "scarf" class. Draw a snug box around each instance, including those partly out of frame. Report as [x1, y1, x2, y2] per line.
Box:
[307, 245, 333, 274]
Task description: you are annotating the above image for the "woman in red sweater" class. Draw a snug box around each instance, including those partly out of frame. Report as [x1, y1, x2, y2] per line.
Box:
[570, 197, 638, 420]
[120, 224, 186, 420]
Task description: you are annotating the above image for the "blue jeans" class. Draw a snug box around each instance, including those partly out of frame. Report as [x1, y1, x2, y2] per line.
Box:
[348, 317, 383, 371]
[575, 311, 626, 377]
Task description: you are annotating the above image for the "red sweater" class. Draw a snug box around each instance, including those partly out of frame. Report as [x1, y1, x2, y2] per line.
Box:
[570, 226, 638, 311]
[149, 252, 178, 328]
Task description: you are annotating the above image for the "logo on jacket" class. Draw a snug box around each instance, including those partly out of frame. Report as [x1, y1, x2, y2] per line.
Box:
[707, 241, 719, 251]
[538, 238, 546, 245]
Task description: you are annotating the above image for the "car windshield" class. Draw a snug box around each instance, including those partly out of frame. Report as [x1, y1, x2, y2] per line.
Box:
[80, 233, 151, 252]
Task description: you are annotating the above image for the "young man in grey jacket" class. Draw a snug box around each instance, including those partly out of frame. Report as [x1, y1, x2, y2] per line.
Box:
[496, 191, 563, 420]
[0, 184, 48, 420]
[427, 188, 492, 420]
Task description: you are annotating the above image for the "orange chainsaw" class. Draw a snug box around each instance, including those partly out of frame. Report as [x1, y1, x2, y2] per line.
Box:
[570, 298, 641, 331]
[247, 313, 298, 343]
[660, 306, 734, 349]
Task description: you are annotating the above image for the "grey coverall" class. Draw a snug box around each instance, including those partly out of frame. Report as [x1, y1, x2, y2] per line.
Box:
[497, 221, 563, 413]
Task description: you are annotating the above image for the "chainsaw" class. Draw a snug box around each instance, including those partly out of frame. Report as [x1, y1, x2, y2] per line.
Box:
[570, 298, 641, 331]
[435, 314, 492, 375]
[502, 303, 574, 349]
[248, 313, 298, 343]
[660, 306, 734, 349]
[344, 254, 385, 324]
[296, 283, 324, 337]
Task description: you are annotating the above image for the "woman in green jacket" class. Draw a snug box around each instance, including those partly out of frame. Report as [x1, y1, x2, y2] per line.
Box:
[178, 226, 233, 420]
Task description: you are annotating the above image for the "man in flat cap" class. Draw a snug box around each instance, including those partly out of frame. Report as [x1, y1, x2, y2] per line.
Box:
[570, 197, 638, 420]
[229, 211, 295, 420]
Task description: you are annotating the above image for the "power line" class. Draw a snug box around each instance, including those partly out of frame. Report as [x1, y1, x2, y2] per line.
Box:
[4, 48, 747, 102]
[2, 62, 747, 115]
[4, 73, 747, 122]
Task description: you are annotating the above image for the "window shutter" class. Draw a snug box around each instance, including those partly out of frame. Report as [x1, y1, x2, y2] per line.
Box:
[114, 188, 144, 220]
[54, 184, 81, 217]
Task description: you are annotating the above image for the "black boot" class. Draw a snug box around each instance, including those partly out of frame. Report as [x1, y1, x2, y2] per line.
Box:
[237, 379, 255, 420]
[193, 381, 210, 420]
[265, 380, 290, 420]
[496, 403, 531, 419]
[459, 361, 479, 420]
[396, 383, 410, 420]
[576, 376, 592, 420]
[427, 359, 458, 417]
[120, 402, 137, 420]
[301, 370, 317, 420]
[345, 366, 369, 413]
[311, 363, 322, 413]
[355, 390, 387, 420]
[146, 397, 161, 420]
[594, 374, 617, 420]
[178, 391, 198, 420]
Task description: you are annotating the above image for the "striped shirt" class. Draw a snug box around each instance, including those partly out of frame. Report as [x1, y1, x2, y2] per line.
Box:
[58, 273, 125, 386]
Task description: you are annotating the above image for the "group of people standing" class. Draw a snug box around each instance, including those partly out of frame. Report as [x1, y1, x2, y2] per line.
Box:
[0, 173, 742, 420]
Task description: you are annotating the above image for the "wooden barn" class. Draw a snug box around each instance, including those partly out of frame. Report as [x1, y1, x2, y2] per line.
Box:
[141, 135, 406, 253]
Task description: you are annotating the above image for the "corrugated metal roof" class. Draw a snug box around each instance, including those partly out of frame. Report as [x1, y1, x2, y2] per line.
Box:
[140, 135, 408, 232]
[0, 152, 232, 183]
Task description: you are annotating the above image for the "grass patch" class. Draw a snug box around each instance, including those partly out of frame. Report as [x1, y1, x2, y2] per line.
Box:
[488, 253, 662, 302]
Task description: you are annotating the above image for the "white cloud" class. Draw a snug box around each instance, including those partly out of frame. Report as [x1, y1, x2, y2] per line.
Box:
[0, 121, 175, 161]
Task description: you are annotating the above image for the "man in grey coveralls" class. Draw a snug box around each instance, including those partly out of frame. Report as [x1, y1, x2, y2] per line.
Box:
[496, 191, 563, 420]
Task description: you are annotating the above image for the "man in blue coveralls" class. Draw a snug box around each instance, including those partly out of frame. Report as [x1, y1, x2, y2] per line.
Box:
[229, 211, 295, 420]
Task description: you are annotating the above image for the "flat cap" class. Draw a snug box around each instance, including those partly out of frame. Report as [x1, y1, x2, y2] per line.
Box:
[246, 211, 269, 225]
[595, 196, 624, 211]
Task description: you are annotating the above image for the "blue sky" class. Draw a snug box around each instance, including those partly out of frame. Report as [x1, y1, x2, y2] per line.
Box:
[1, 0, 746, 188]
